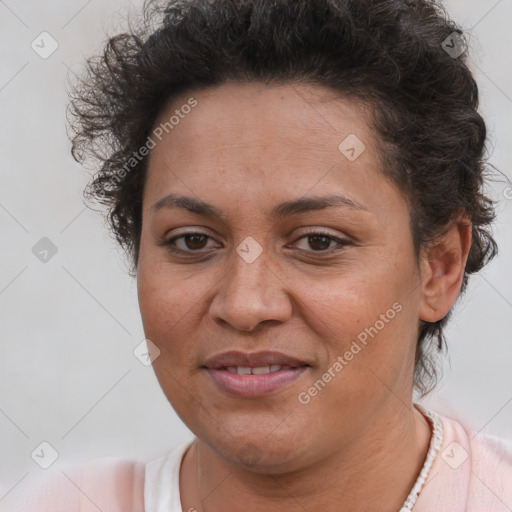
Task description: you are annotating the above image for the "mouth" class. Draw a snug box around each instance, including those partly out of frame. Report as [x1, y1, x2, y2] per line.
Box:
[202, 350, 311, 397]
[223, 364, 298, 375]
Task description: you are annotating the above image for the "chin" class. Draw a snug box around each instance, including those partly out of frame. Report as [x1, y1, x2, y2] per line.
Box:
[195, 415, 314, 472]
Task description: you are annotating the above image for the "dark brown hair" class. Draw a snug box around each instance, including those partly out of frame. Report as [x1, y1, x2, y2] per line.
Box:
[68, 0, 497, 396]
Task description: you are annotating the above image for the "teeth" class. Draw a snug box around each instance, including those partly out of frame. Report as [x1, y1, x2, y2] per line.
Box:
[224, 365, 287, 375]
[251, 366, 270, 374]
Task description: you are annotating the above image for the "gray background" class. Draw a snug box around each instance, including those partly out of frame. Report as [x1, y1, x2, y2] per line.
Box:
[1, 0, 511, 497]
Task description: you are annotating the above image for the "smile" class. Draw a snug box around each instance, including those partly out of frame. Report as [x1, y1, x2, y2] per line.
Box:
[206, 366, 309, 397]
[225, 365, 291, 375]
[203, 350, 311, 397]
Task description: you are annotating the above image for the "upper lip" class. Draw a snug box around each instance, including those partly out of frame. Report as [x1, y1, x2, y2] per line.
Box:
[203, 350, 310, 369]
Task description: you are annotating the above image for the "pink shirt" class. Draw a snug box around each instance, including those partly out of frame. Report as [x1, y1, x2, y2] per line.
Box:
[2, 407, 511, 511]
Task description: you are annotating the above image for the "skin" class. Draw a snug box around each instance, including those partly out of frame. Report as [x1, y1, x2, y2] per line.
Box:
[136, 81, 472, 512]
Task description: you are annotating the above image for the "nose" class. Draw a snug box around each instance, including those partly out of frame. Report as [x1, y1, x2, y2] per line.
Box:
[208, 248, 293, 332]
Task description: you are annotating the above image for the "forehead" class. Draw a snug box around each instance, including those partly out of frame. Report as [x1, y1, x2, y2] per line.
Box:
[151, 81, 374, 156]
[143, 81, 398, 216]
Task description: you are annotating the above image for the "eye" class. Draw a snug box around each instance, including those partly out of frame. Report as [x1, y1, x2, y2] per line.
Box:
[162, 232, 219, 253]
[160, 229, 351, 256]
[291, 231, 351, 253]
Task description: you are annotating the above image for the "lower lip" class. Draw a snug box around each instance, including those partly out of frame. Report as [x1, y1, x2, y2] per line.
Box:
[206, 367, 309, 397]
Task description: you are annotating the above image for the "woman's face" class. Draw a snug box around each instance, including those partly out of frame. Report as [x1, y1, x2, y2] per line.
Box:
[137, 81, 424, 470]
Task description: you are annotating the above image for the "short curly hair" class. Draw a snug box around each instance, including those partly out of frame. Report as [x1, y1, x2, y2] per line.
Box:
[68, 0, 497, 396]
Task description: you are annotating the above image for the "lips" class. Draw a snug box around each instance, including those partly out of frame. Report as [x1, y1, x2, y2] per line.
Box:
[203, 350, 309, 370]
[203, 350, 310, 397]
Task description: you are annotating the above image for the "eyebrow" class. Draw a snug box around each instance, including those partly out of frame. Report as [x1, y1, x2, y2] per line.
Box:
[150, 193, 368, 221]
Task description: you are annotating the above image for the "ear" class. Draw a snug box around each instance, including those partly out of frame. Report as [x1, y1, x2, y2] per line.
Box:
[418, 218, 472, 322]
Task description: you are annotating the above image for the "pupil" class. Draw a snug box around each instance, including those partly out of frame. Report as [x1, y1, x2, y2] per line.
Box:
[309, 235, 330, 251]
[186, 234, 207, 249]
[183, 235, 332, 251]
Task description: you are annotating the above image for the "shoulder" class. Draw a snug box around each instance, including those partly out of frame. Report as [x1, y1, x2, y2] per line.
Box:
[415, 405, 512, 512]
[466, 429, 512, 510]
[0, 456, 145, 512]
[439, 408, 512, 485]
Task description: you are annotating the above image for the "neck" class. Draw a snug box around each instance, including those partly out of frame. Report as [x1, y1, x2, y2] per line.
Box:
[180, 402, 432, 512]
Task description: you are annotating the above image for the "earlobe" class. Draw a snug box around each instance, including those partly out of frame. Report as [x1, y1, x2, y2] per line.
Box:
[418, 219, 472, 323]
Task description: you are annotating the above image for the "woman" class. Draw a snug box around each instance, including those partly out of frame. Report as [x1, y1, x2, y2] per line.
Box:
[5, 0, 511, 510]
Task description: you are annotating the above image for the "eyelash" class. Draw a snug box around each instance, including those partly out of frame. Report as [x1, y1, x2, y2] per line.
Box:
[161, 230, 351, 256]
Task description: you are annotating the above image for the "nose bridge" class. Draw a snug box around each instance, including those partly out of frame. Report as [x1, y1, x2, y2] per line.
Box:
[230, 250, 267, 294]
[226, 240, 273, 307]
[209, 238, 292, 331]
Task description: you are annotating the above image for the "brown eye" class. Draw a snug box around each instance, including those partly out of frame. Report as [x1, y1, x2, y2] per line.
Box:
[162, 232, 218, 254]
[307, 234, 333, 251]
[292, 231, 351, 254]
[182, 234, 208, 250]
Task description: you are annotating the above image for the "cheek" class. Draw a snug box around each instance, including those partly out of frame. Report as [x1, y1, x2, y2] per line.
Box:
[136, 258, 216, 378]
[306, 272, 403, 335]
[137, 269, 205, 412]
[305, 258, 418, 373]
[137, 255, 200, 337]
